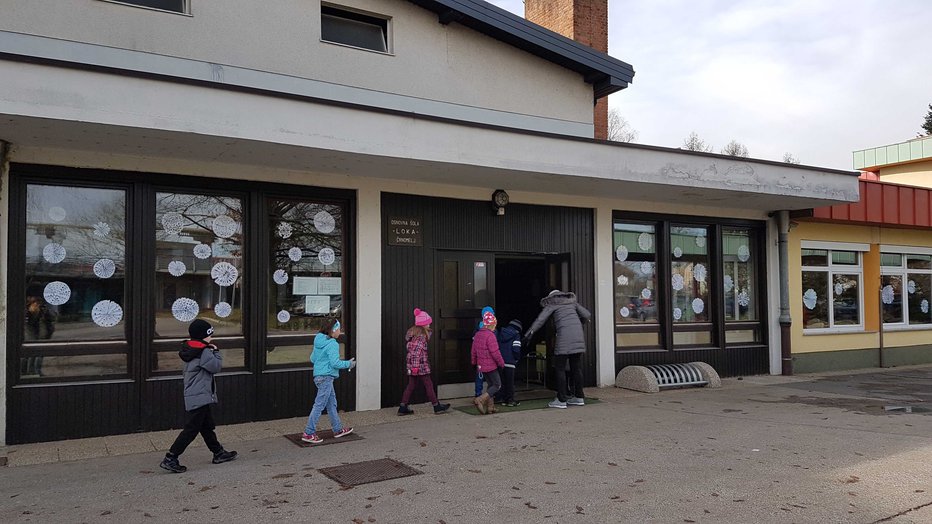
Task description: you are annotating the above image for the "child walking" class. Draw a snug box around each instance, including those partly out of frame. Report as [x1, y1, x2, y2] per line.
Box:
[496, 319, 523, 406]
[398, 308, 450, 415]
[160, 319, 237, 473]
[301, 318, 356, 444]
[471, 310, 505, 414]
[473, 306, 495, 399]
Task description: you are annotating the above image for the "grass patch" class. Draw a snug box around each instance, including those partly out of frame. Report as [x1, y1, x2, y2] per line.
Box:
[454, 397, 601, 416]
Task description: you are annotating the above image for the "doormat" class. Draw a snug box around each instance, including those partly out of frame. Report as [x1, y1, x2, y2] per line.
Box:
[318, 458, 422, 487]
[454, 397, 600, 416]
[283, 429, 364, 448]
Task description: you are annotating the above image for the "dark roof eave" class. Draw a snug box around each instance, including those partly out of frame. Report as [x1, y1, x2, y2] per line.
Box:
[408, 0, 634, 99]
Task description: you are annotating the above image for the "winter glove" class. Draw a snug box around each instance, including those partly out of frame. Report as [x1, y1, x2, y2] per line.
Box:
[349, 357, 357, 370]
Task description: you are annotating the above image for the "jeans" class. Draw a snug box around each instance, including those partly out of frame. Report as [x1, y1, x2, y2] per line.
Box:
[304, 375, 342, 435]
[474, 371, 484, 397]
[169, 405, 223, 456]
[401, 375, 438, 405]
[483, 369, 502, 397]
[554, 353, 584, 402]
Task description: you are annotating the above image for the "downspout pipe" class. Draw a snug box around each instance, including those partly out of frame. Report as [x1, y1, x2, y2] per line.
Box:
[777, 210, 793, 375]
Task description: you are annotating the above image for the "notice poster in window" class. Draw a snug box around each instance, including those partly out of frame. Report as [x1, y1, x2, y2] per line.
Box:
[318, 277, 342, 295]
[305, 295, 331, 315]
[292, 277, 319, 295]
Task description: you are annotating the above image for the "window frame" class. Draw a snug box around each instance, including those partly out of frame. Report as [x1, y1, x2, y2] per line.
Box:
[880, 252, 932, 330]
[320, 3, 393, 55]
[800, 244, 865, 333]
[99, 0, 190, 16]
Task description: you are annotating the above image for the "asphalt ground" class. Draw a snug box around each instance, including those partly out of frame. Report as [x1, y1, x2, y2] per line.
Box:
[1, 367, 931, 523]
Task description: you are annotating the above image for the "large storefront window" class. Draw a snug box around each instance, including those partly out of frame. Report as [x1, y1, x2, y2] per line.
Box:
[801, 245, 863, 331]
[613, 214, 764, 351]
[881, 252, 932, 326]
[22, 184, 128, 378]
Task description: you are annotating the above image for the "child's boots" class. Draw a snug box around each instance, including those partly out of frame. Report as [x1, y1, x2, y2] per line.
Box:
[398, 404, 414, 416]
[433, 402, 450, 414]
[474, 393, 490, 414]
[485, 395, 497, 414]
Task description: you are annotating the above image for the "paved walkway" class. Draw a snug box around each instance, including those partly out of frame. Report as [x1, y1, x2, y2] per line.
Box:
[1, 366, 931, 523]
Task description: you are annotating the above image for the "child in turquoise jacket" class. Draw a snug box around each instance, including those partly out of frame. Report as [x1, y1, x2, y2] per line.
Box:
[302, 318, 356, 444]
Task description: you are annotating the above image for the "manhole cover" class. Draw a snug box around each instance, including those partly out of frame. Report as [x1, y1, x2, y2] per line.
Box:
[284, 430, 364, 448]
[318, 458, 422, 487]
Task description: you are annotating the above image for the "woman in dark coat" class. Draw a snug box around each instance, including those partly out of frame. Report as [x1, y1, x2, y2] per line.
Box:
[525, 290, 591, 408]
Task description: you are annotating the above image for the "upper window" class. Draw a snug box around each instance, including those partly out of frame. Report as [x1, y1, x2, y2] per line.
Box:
[881, 252, 932, 327]
[321, 5, 390, 53]
[103, 0, 187, 14]
[801, 245, 864, 331]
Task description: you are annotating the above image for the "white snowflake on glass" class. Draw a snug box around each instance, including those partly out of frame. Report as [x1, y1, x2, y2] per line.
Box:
[319, 247, 335, 266]
[907, 280, 917, 294]
[49, 206, 67, 222]
[43, 243, 66, 264]
[277, 222, 293, 239]
[724, 275, 734, 292]
[193, 243, 212, 259]
[91, 300, 123, 328]
[637, 232, 653, 251]
[639, 261, 652, 275]
[43, 281, 71, 305]
[695, 236, 706, 248]
[277, 310, 291, 323]
[673, 307, 683, 321]
[737, 245, 751, 262]
[691, 298, 705, 315]
[673, 246, 683, 259]
[171, 297, 199, 322]
[93, 258, 116, 279]
[273, 269, 289, 285]
[93, 222, 111, 238]
[168, 260, 187, 277]
[314, 211, 336, 234]
[161, 212, 185, 235]
[737, 290, 751, 307]
[671, 273, 685, 291]
[212, 215, 237, 239]
[693, 263, 707, 283]
[881, 285, 895, 305]
[211, 262, 239, 287]
[616, 275, 628, 286]
[619, 307, 630, 318]
[214, 302, 232, 318]
[615, 245, 629, 262]
[641, 288, 652, 300]
[288, 247, 303, 262]
[834, 282, 844, 296]
[803, 288, 818, 310]
[922, 299, 930, 314]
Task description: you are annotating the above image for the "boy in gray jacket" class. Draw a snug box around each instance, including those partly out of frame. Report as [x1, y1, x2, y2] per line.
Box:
[160, 319, 237, 473]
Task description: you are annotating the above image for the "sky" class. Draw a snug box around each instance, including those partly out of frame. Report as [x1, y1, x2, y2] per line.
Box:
[486, 0, 931, 170]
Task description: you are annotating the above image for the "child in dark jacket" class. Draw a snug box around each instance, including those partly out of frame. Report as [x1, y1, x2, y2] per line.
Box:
[471, 311, 505, 414]
[398, 308, 450, 415]
[160, 319, 237, 473]
[495, 319, 523, 406]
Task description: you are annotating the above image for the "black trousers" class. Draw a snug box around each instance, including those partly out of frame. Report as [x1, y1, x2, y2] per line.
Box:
[169, 405, 223, 456]
[554, 354, 584, 402]
[497, 365, 516, 402]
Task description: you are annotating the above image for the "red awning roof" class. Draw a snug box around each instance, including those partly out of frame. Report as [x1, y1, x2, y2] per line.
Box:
[809, 179, 932, 228]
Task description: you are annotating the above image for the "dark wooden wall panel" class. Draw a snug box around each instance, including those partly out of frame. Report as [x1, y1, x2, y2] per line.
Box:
[256, 370, 355, 421]
[616, 346, 769, 377]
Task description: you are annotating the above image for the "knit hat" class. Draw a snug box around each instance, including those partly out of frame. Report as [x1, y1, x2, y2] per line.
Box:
[482, 311, 497, 328]
[481, 306, 495, 317]
[509, 319, 523, 331]
[414, 308, 432, 326]
[189, 319, 214, 340]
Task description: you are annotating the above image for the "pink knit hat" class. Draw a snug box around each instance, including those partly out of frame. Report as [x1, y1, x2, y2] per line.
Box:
[414, 308, 432, 326]
[482, 311, 497, 328]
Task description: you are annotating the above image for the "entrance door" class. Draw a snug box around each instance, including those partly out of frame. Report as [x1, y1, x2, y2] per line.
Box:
[542, 253, 572, 386]
[435, 251, 494, 384]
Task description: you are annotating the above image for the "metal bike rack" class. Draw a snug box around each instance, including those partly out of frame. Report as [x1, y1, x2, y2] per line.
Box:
[645, 363, 708, 389]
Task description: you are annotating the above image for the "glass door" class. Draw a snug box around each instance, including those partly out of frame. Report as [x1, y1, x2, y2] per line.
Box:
[435, 251, 494, 384]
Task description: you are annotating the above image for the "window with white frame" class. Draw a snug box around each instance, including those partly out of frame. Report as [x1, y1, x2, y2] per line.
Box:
[880, 251, 932, 326]
[801, 243, 864, 330]
[102, 0, 187, 14]
[321, 5, 390, 53]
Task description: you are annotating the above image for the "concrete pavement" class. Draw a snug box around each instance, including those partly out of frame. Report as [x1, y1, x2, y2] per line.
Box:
[1, 366, 931, 523]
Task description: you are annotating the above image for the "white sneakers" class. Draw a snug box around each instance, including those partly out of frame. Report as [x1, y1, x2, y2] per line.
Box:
[549, 397, 585, 408]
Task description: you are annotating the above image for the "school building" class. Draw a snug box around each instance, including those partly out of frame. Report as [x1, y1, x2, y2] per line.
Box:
[0, 0, 858, 444]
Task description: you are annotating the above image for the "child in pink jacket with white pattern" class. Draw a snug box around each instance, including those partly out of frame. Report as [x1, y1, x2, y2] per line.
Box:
[471, 310, 505, 415]
[397, 308, 451, 416]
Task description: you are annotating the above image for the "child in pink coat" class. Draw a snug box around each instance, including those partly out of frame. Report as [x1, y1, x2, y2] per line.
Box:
[471, 311, 504, 414]
[398, 308, 450, 416]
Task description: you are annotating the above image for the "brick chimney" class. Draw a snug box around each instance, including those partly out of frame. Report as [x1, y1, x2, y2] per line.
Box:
[526, 0, 609, 140]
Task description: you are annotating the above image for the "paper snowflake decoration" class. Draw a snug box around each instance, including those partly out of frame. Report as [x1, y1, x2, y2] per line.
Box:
[908, 280, 916, 295]
[168, 260, 187, 277]
[91, 300, 123, 328]
[724, 275, 734, 292]
[171, 297, 199, 322]
[671, 273, 685, 291]
[49, 206, 67, 222]
[737, 290, 751, 307]
[211, 262, 239, 287]
[803, 288, 818, 310]
[314, 210, 336, 234]
[639, 261, 652, 275]
[319, 247, 335, 266]
[193, 243, 212, 259]
[273, 269, 289, 285]
[43, 281, 71, 306]
[93, 222, 111, 238]
[212, 215, 238, 239]
[834, 282, 844, 296]
[737, 245, 750, 262]
[277, 222, 293, 239]
[277, 310, 291, 323]
[288, 247, 303, 262]
[619, 307, 630, 318]
[43, 243, 66, 264]
[214, 302, 232, 318]
[161, 212, 185, 235]
[673, 247, 683, 259]
[673, 307, 683, 321]
[695, 236, 706, 248]
[922, 299, 930, 314]
[637, 232, 653, 251]
[93, 258, 116, 279]
[691, 298, 705, 315]
[693, 264, 707, 283]
[881, 285, 895, 305]
[617, 275, 628, 286]
[615, 245, 628, 262]
[641, 288, 652, 300]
